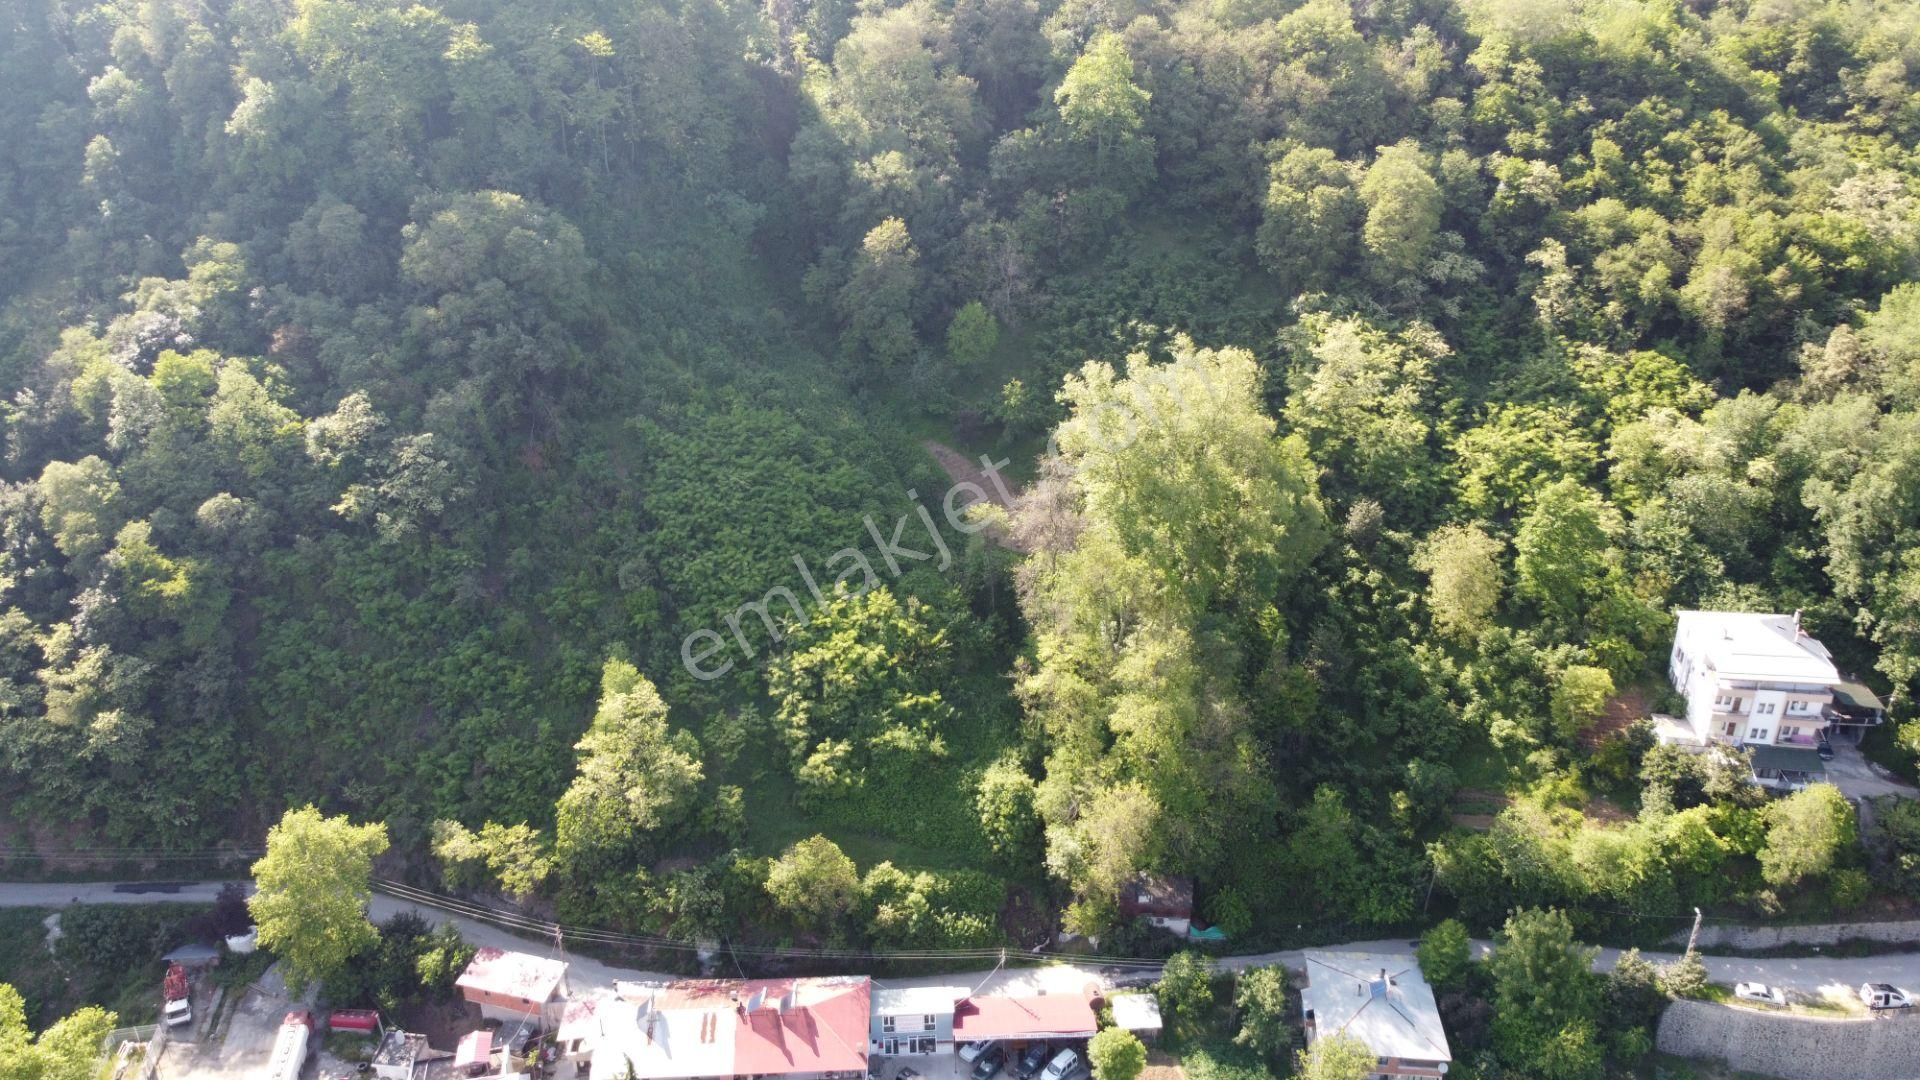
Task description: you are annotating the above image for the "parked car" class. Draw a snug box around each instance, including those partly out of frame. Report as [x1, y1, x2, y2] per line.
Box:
[1861, 983, 1913, 1010]
[1014, 1044, 1051, 1080]
[958, 1042, 995, 1065]
[1734, 982, 1786, 1006]
[897, 1068, 923, 1080]
[972, 1047, 1010, 1080]
[1040, 1049, 1085, 1080]
[1817, 738, 1835, 761]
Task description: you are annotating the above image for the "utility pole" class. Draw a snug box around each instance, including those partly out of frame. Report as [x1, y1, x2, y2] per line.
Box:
[1686, 907, 1702, 957]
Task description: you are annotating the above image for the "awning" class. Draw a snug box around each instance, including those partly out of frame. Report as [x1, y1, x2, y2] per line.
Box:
[456, 1031, 493, 1069]
[1750, 745, 1825, 774]
[1832, 678, 1887, 716]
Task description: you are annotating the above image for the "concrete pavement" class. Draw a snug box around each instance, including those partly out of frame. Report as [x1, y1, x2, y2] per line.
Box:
[10, 882, 1920, 1002]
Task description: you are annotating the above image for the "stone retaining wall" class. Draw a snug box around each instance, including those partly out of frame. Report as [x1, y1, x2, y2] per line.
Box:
[1657, 999, 1920, 1079]
[1667, 919, 1920, 951]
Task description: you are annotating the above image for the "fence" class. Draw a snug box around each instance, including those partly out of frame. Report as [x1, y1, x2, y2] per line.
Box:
[99, 1022, 167, 1080]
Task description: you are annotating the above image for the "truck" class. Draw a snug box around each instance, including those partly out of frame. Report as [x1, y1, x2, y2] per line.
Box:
[162, 963, 192, 1028]
[261, 1011, 315, 1080]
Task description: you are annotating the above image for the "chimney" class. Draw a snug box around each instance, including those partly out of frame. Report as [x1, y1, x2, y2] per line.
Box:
[1793, 609, 1804, 638]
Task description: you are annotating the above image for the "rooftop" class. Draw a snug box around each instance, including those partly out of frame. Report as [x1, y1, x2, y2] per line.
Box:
[1676, 611, 1841, 685]
[1301, 952, 1450, 1066]
[1749, 744, 1825, 775]
[952, 992, 1100, 1041]
[873, 985, 967, 1016]
[578, 976, 870, 1080]
[457, 948, 568, 1004]
[1108, 994, 1163, 1034]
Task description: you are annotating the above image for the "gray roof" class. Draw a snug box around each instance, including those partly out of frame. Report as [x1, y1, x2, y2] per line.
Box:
[162, 943, 220, 964]
[1301, 952, 1450, 1065]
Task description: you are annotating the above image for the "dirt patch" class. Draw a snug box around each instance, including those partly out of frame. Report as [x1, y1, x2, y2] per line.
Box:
[1139, 1048, 1185, 1080]
[1449, 787, 1511, 832]
[922, 440, 1025, 551]
[1583, 686, 1650, 748]
[1584, 796, 1634, 824]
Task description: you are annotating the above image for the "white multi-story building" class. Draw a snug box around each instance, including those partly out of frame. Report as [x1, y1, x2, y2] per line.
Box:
[1666, 610, 1886, 790]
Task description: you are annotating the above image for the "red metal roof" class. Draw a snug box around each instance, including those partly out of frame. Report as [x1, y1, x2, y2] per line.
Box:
[329, 1009, 380, 1033]
[952, 994, 1099, 1040]
[652, 977, 871, 1077]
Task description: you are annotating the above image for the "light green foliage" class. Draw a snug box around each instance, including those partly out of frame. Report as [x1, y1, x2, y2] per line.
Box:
[1021, 339, 1327, 901]
[1258, 145, 1359, 290]
[1487, 909, 1602, 1080]
[1759, 783, 1856, 886]
[975, 754, 1042, 864]
[1417, 918, 1471, 992]
[1231, 966, 1293, 1060]
[249, 806, 391, 991]
[1283, 315, 1444, 509]
[1292, 1034, 1376, 1080]
[1514, 478, 1620, 623]
[862, 862, 1003, 949]
[1055, 33, 1150, 166]
[766, 835, 863, 932]
[766, 586, 952, 797]
[555, 661, 703, 875]
[1414, 525, 1503, 639]
[1657, 951, 1707, 998]
[0, 984, 115, 1080]
[947, 301, 999, 369]
[1088, 1027, 1147, 1080]
[839, 218, 922, 366]
[1156, 951, 1216, 1035]
[1359, 140, 1442, 280]
[1549, 665, 1614, 741]
[430, 819, 554, 900]
[38, 457, 122, 563]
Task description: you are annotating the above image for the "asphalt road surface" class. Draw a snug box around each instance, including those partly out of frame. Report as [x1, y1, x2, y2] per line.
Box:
[6, 880, 1920, 1002]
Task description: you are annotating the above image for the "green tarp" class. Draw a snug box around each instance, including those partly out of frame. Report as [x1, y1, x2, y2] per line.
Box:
[1749, 744, 1825, 774]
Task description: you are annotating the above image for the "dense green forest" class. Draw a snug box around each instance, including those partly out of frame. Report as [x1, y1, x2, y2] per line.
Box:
[7, 0, 1920, 983]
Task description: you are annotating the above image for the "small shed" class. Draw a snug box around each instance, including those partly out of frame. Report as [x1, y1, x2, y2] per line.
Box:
[161, 943, 221, 970]
[455, 1030, 493, 1074]
[1108, 994, 1163, 1043]
[1117, 874, 1194, 934]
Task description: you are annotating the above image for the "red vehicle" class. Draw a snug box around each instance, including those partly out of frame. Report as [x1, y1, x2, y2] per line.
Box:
[330, 1009, 382, 1035]
[162, 963, 192, 1027]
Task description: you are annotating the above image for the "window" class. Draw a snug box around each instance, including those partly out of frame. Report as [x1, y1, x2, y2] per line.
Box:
[912, 1037, 937, 1054]
[1724, 722, 1736, 735]
[1733, 697, 1744, 712]
[921, 1016, 936, 1032]
[882, 1016, 896, 1034]
[1760, 703, 1775, 715]
[1750, 727, 1765, 740]
[882, 1039, 900, 1056]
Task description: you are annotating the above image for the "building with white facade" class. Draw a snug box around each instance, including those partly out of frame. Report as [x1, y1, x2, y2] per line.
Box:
[1666, 610, 1886, 790]
[1300, 952, 1450, 1079]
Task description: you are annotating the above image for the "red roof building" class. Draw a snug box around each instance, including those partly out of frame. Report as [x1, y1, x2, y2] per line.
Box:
[570, 976, 871, 1080]
[456, 948, 570, 1025]
[951, 992, 1100, 1042]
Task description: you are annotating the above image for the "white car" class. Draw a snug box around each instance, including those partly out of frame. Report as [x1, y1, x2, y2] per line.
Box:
[1734, 982, 1785, 1006]
[1040, 1049, 1085, 1080]
[958, 1042, 995, 1065]
[1861, 982, 1913, 1010]
[164, 997, 192, 1027]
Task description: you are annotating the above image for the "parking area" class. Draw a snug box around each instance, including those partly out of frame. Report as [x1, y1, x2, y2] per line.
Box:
[156, 966, 305, 1080]
[876, 1039, 1090, 1080]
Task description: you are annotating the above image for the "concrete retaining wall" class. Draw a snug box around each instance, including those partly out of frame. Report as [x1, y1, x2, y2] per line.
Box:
[1657, 999, 1920, 1079]
[1667, 919, 1920, 951]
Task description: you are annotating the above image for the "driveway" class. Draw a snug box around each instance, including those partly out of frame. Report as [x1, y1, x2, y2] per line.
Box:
[1824, 740, 1917, 801]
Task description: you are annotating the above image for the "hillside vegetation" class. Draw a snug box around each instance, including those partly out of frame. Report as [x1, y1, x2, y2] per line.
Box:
[5, 0, 1920, 986]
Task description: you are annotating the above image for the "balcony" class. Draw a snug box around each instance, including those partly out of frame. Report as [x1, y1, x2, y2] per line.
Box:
[1774, 732, 1820, 747]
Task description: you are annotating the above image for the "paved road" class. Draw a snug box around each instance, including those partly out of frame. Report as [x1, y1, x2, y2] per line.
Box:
[10, 882, 1920, 1002]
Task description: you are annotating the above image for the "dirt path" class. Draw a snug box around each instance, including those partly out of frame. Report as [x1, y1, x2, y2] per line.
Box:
[922, 440, 1025, 550]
